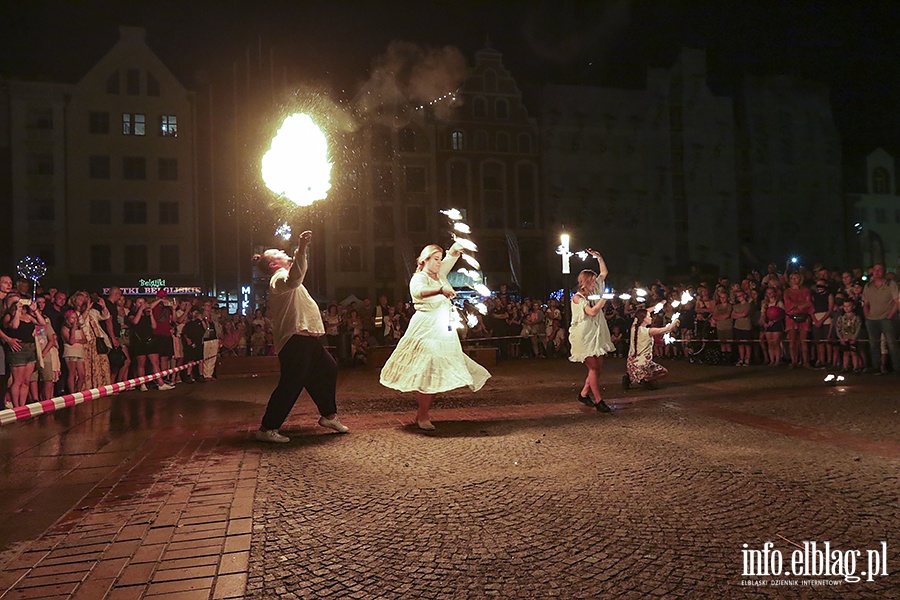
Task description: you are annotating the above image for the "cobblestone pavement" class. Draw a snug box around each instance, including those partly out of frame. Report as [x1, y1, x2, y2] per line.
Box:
[0, 358, 898, 599]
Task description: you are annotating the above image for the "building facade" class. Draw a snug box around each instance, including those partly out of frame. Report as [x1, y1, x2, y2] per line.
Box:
[4, 26, 199, 293]
[541, 49, 738, 286]
[735, 75, 844, 269]
[845, 148, 900, 270]
[319, 42, 544, 304]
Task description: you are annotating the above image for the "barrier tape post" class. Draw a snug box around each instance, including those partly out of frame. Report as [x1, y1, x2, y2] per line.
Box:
[0, 360, 205, 426]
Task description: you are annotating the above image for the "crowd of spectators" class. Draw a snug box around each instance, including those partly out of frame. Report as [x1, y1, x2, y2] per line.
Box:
[2, 261, 896, 407]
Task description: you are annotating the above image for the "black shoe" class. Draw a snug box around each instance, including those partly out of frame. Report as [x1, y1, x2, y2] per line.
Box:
[577, 393, 593, 406]
[621, 374, 631, 390]
[595, 400, 612, 413]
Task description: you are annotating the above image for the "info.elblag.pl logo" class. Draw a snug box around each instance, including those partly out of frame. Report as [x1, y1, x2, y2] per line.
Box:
[741, 541, 889, 585]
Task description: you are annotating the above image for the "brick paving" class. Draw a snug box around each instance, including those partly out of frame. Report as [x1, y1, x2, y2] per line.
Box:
[0, 359, 897, 599]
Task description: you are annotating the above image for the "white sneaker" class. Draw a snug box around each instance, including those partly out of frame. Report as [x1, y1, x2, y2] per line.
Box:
[158, 383, 175, 391]
[255, 428, 290, 443]
[318, 416, 350, 433]
[139, 384, 148, 392]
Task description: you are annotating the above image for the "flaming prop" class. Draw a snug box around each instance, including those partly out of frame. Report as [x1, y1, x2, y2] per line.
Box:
[275, 222, 292, 241]
[262, 113, 332, 206]
[441, 207, 491, 329]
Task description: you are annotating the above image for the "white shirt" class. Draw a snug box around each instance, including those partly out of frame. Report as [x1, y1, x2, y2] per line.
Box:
[268, 255, 324, 353]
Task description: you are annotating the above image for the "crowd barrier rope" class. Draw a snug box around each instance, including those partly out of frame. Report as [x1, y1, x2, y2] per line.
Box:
[0, 359, 203, 426]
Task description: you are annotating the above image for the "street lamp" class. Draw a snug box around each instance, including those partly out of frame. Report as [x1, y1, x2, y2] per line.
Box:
[559, 233, 572, 275]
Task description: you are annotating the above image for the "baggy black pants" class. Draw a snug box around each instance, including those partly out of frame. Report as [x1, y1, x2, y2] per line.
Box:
[260, 335, 338, 431]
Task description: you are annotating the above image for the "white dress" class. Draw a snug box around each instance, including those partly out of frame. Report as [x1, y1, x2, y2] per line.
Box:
[380, 254, 491, 394]
[568, 283, 615, 363]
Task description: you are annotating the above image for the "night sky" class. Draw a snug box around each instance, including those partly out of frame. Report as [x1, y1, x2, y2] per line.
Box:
[3, 0, 899, 163]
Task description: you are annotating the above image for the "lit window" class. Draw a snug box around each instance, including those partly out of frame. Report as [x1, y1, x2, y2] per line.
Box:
[160, 115, 177, 137]
[123, 113, 145, 136]
[451, 131, 465, 150]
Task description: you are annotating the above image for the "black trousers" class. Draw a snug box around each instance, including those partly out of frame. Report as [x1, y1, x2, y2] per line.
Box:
[261, 335, 338, 431]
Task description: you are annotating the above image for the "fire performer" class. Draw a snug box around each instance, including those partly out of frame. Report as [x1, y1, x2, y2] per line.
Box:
[380, 243, 491, 430]
[623, 308, 680, 390]
[252, 230, 349, 443]
[570, 249, 615, 412]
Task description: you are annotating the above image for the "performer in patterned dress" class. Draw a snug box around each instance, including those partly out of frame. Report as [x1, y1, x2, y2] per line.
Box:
[380, 242, 491, 431]
[624, 308, 680, 389]
[569, 249, 615, 412]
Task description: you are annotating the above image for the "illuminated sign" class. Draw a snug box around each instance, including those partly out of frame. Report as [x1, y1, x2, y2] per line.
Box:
[103, 286, 203, 296]
[241, 286, 251, 315]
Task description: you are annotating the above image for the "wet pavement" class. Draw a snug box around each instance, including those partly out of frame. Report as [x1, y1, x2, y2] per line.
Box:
[0, 358, 897, 598]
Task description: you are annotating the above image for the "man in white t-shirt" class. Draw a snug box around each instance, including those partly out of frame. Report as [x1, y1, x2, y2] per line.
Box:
[252, 230, 349, 442]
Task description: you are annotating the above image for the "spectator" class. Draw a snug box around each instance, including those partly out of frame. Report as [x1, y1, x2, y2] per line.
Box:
[129, 298, 154, 391]
[62, 309, 87, 393]
[181, 307, 206, 383]
[810, 279, 835, 370]
[760, 287, 786, 367]
[783, 273, 813, 368]
[69, 291, 111, 391]
[861, 264, 899, 375]
[731, 290, 753, 366]
[835, 299, 863, 374]
[148, 292, 176, 390]
[3, 294, 43, 407]
[32, 296, 60, 400]
[711, 288, 733, 360]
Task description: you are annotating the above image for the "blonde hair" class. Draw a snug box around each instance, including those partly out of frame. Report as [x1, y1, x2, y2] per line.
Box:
[415, 244, 443, 272]
[576, 270, 600, 297]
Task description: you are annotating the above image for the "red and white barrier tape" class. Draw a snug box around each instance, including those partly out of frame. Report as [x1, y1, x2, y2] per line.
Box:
[0, 360, 204, 426]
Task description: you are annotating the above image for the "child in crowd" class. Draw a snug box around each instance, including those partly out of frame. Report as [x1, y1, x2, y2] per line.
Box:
[835, 299, 862, 374]
[62, 310, 86, 393]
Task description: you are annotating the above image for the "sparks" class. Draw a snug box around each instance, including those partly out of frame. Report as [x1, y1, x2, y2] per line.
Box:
[663, 332, 675, 345]
[587, 294, 602, 301]
[275, 222, 292, 241]
[653, 302, 665, 314]
[635, 288, 648, 297]
[441, 208, 463, 221]
[575, 251, 589, 261]
[474, 302, 488, 315]
[466, 313, 479, 328]
[618, 293, 632, 300]
[601, 293, 615, 299]
[262, 113, 332, 206]
[680, 290, 693, 304]
[453, 222, 471, 234]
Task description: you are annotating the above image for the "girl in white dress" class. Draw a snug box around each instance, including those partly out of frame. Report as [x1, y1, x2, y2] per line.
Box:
[569, 249, 615, 412]
[380, 243, 491, 430]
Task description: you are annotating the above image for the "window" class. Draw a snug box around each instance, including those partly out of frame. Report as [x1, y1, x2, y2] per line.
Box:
[89, 155, 110, 179]
[875, 208, 887, 224]
[451, 130, 465, 150]
[374, 207, 394, 238]
[449, 161, 469, 207]
[482, 164, 503, 191]
[496, 132, 510, 152]
[517, 164, 537, 227]
[338, 245, 362, 272]
[91, 245, 112, 273]
[126, 68, 140, 95]
[123, 113, 145, 136]
[518, 133, 532, 153]
[399, 129, 417, 152]
[158, 158, 178, 181]
[474, 131, 488, 151]
[123, 201, 147, 224]
[28, 154, 53, 176]
[473, 97, 487, 118]
[339, 204, 360, 231]
[89, 111, 109, 134]
[160, 245, 180, 272]
[407, 206, 427, 232]
[30, 244, 55, 268]
[89, 200, 111, 224]
[27, 197, 54, 221]
[374, 246, 395, 280]
[374, 166, 394, 200]
[405, 166, 427, 193]
[159, 201, 179, 224]
[124, 245, 148, 272]
[872, 167, 890, 194]
[147, 72, 160, 96]
[160, 115, 177, 137]
[484, 69, 497, 92]
[123, 157, 146, 180]
[495, 99, 509, 119]
[106, 71, 119, 94]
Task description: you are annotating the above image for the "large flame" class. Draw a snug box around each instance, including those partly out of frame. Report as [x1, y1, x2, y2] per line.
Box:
[262, 113, 332, 206]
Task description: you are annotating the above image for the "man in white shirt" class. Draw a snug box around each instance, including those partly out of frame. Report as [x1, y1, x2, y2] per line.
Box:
[252, 230, 349, 442]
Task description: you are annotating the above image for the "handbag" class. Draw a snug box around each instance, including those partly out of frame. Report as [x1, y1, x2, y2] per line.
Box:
[96, 338, 111, 354]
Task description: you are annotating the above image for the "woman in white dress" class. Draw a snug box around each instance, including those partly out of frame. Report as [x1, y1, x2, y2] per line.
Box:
[569, 249, 615, 412]
[380, 243, 491, 430]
